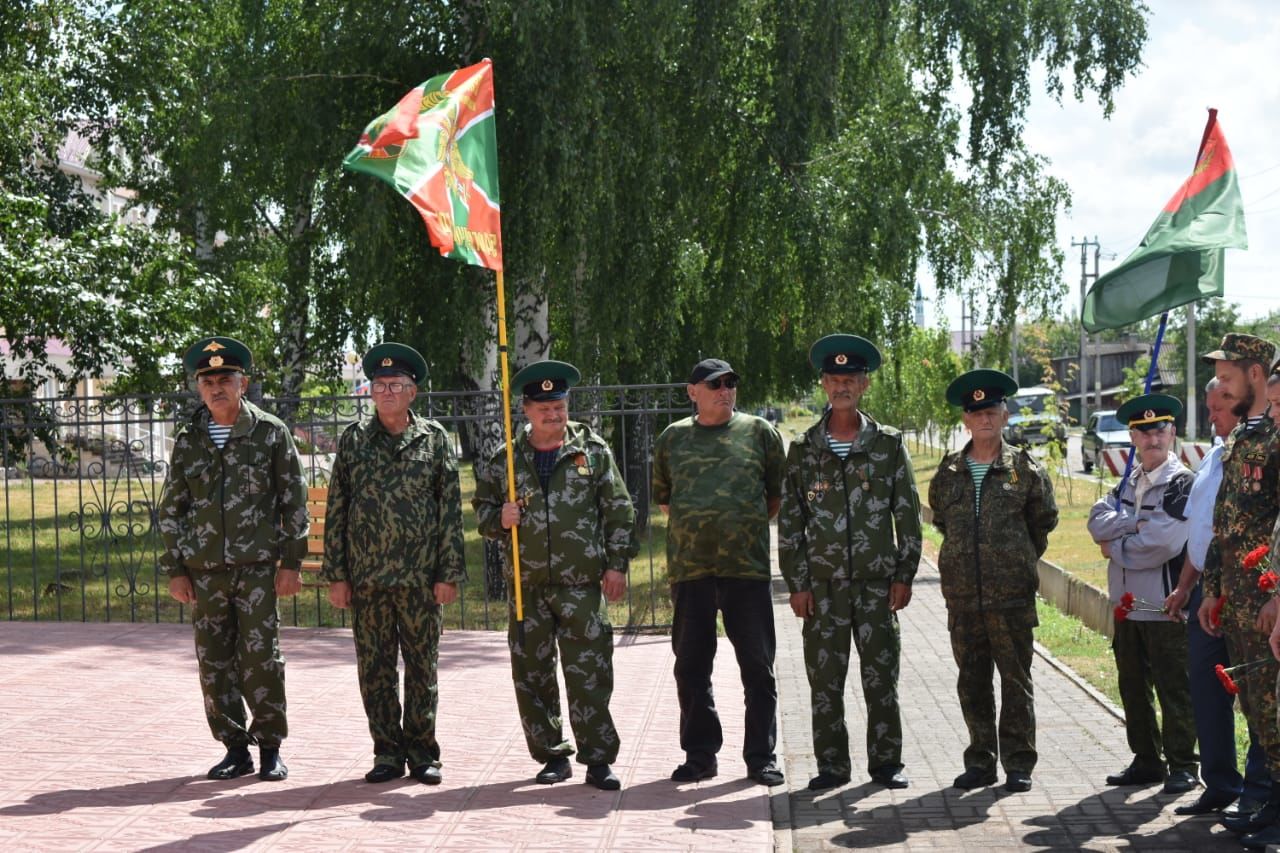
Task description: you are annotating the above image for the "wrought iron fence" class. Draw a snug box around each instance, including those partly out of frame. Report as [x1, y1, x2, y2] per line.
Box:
[0, 384, 689, 631]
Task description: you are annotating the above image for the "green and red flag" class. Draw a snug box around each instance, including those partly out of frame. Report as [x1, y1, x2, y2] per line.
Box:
[1082, 109, 1247, 332]
[344, 59, 503, 270]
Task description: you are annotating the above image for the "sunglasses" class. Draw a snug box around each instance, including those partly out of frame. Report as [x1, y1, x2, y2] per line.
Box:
[704, 376, 739, 390]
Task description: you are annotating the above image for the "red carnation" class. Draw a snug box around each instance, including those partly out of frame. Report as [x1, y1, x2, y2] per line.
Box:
[1215, 664, 1240, 695]
[1260, 572, 1279, 593]
[1244, 545, 1271, 570]
[1211, 594, 1227, 628]
[1114, 605, 1129, 623]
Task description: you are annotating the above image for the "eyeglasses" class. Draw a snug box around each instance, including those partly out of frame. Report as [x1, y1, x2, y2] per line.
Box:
[372, 381, 412, 394]
[705, 376, 739, 390]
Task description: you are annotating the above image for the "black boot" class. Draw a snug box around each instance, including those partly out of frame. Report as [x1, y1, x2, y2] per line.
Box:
[1224, 789, 1280, 835]
[207, 747, 253, 780]
[258, 747, 288, 781]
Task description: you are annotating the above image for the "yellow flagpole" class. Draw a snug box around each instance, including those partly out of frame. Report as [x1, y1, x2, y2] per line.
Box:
[494, 268, 525, 634]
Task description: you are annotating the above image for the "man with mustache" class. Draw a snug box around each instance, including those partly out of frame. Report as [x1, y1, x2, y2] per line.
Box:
[653, 357, 787, 786]
[321, 343, 466, 786]
[159, 336, 309, 782]
[474, 360, 635, 790]
[1196, 333, 1280, 849]
[779, 335, 922, 791]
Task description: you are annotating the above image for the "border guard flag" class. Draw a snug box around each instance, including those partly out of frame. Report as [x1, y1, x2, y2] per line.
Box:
[1082, 109, 1247, 332]
[344, 59, 503, 270]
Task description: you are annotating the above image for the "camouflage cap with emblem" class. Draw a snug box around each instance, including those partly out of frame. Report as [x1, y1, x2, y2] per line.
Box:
[183, 336, 253, 376]
[361, 342, 428, 386]
[809, 333, 881, 374]
[1116, 393, 1181, 431]
[513, 360, 581, 401]
[1200, 332, 1277, 366]
[945, 369, 1018, 412]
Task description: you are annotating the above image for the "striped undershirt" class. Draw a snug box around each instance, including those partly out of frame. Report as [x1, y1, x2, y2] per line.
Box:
[965, 457, 992, 513]
[207, 421, 232, 449]
[826, 433, 853, 459]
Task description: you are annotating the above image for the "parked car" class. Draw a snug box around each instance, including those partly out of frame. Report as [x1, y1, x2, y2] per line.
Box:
[1081, 409, 1129, 473]
[1003, 386, 1067, 451]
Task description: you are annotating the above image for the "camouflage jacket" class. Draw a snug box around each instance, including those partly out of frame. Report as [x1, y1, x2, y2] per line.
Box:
[778, 410, 922, 590]
[473, 421, 635, 586]
[320, 412, 467, 588]
[1204, 416, 1280, 609]
[652, 412, 785, 583]
[158, 399, 309, 578]
[928, 439, 1058, 612]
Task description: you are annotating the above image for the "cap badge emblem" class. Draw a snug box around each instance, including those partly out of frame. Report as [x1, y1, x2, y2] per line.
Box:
[1144, 409, 1155, 419]
[972, 389, 986, 402]
[541, 379, 554, 391]
[202, 341, 226, 352]
[208, 356, 224, 367]
[381, 357, 393, 367]
[834, 353, 848, 365]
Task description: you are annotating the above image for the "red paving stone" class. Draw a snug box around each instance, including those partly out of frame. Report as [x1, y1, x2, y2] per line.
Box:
[0, 622, 772, 852]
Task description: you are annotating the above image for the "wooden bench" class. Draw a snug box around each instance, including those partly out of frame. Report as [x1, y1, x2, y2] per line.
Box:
[300, 485, 327, 588]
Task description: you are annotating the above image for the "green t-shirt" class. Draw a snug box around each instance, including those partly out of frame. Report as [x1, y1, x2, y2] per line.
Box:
[652, 412, 785, 583]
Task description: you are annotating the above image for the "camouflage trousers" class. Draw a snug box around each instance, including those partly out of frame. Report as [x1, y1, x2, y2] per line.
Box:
[508, 583, 619, 765]
[948, 606, 1035, 774]
[802, 577, 902, 776]
[352, 584, 442, 769]
[1222, 606, 1280, 777]
[190, 563, 287, 748]
[1112, 617, 1197, 774]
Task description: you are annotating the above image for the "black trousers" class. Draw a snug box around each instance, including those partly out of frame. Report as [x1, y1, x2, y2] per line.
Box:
[671, 576, 777, 769]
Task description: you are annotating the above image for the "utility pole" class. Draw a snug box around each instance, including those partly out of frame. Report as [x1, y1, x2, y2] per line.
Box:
[1072, 236, 1100, 426]
[1093, 243, 1102, 411]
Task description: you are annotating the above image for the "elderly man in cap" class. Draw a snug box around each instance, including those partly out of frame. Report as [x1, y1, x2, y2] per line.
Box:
[652, 357, 786, 786]
[1195, 334, 1280, 848]
[779, 334, 921, 791]
[159, 336, 309, 781]
[1088, 394, 1197, 794]
[321, 343, 466, 785]
[473, 360, 635, 790]
[928, 369, 1057, 793]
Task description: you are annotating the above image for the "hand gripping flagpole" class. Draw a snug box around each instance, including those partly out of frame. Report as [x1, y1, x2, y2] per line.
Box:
[494, 268, 526, 642]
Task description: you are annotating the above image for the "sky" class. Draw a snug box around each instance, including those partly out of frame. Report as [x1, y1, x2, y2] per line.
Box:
[922, 0, 1280, 332]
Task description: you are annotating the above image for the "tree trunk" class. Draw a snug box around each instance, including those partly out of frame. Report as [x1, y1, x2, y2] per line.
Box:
[274, 174, 317, 423]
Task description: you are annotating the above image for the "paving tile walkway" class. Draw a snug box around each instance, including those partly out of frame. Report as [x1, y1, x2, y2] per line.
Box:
[772, 555, 1247, 852]
[0, 622, 771, 852]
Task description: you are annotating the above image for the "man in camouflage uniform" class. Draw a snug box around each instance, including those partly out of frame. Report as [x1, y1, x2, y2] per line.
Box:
[160, 336, 309, 782]
[779, 334, 921, 791]
[321, 343, 466, 785]
[653, 358, 786, 787]
[1088, 394, 1197, 795]
[473, 360, 634, 790]
[928, 369, 1057, 793]
[1196, 334, 1280, 848]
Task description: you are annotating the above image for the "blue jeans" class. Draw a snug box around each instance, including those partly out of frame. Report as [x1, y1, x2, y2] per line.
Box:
[1188, 580, 1269, 800]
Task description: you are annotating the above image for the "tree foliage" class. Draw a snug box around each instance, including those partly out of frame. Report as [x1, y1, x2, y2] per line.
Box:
[8, 0, 1151, 399]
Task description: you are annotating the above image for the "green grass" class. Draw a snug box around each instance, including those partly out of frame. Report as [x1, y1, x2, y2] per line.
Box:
[0, 469, 675, 630]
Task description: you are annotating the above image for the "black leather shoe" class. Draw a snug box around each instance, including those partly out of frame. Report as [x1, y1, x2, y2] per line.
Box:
[1241, 820, 1280, 850]
[869, 767, 908, 789]
[1161, 770, 1199, 795]
[1224, 797, 1265, 819]
[748, 763, 785, 787]
[1105, 765, 1164, 786]
[1174, 790, 1236, 815]
[535, 757, 572, 784]
[953, 767, 997, 790]
[1004, 771, 1033, 793]
[258, 747, 288, 781]
[671, 759, 718, 782]
[585, 764, 621, 791]
[808, 772, 851, 791]
[410, 764, 442, 785]
[365, 763, 405, 783]
[1224, 799, 1280, 835]
[207, 747, 254, 780]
